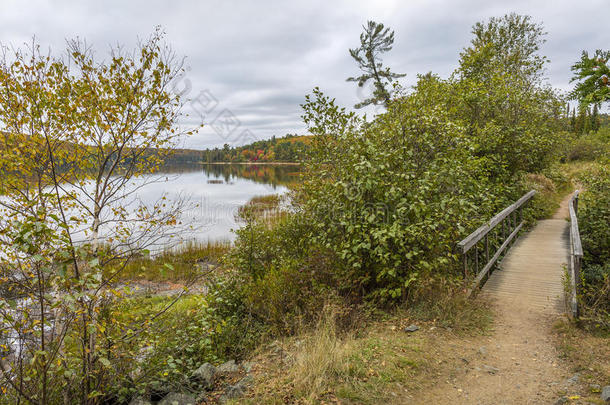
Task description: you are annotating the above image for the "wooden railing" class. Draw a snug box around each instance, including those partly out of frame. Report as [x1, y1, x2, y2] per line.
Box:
[457, 190, 537, 295]
[568, 190, 583, 318]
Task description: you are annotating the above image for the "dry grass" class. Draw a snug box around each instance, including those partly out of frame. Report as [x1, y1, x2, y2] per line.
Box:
[553, 319, 610, 403]
[231, 297, 493, 405]
[105, 240, 231, 282]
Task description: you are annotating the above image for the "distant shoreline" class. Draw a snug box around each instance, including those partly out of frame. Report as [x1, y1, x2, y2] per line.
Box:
[199, 161, 302, 166]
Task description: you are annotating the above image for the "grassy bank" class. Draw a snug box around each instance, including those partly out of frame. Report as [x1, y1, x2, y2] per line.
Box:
[233, 296, 493, 404]
[105, 240, 231, 283]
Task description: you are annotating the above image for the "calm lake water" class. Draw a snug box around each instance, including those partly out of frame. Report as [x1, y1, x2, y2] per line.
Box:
[144, 163, 299, 244]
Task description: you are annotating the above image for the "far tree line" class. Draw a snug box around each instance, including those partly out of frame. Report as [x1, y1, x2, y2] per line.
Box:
[161, 134, 311, 165]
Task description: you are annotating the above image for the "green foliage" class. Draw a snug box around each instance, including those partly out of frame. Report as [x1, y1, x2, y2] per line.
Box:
[298, 85, 507, 303]
[578, 163, 610, 324]
[563, 130, 610, 162]
[455, 13, 564, 176]
[570, 50, 610, 106]
[347, 21, 405, 108]
[230, 210, 340, 335]
[579, 165, 610, 268]
[0, 30, 198, 404]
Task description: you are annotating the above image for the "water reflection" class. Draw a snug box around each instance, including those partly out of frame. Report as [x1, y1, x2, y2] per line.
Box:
[153, 163, 300, 243]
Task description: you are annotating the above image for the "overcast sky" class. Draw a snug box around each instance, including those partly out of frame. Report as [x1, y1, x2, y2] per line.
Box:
[1, 0, 607, 149]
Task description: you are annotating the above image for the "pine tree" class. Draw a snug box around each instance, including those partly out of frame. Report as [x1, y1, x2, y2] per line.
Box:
[582, 107, 591, 134]
[591, 104, 600, 132]
[347, 21, 405, 108]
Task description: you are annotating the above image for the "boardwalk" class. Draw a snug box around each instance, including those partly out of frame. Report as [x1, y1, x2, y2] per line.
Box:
[421, 197, 574, 404]
[482, 203, 570, 313]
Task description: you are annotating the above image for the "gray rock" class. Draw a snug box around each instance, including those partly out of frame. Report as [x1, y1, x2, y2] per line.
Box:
[238, 375, 253, 387]
[129, 398, 152, 405]
[553, 397, 568, 405]
[566, 373, 580, 384]
[217, 359, 240, 374]
[478, 346, 487, 356]
[191, 362, 216, 389]
[404, 325, 419, 333]
[242, 361, 255, 373]
[482, 365, 499, 375]
[601, 385, 610, 402]
[158, 392, 197, 405]
[219, 376, 253, 403]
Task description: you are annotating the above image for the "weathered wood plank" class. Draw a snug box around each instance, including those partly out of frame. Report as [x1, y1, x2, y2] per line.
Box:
[481, 216, 569, 314]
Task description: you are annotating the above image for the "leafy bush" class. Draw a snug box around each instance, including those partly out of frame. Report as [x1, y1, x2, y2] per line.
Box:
[579, 164, 610, 268]
[298, 88, 513, 304]
[565, 131, 610, 161]
[578, 163, 610, 324]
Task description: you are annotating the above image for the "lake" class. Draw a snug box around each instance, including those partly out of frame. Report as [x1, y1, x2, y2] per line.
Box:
[143, 163, 299, 244]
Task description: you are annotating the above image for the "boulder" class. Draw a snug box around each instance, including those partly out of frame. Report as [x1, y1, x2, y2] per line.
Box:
[216, 359, 240, 374]
[601, 385, 610, 402]
[242, 361, 255, 373]
[191, 362, 216, 390]
[158, 392, 197, 405]
[219, 375, 253, 403]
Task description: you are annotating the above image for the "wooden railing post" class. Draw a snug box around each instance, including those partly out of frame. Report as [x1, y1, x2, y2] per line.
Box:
[568, 190, 582, 318]
[485, 234, 489, 264]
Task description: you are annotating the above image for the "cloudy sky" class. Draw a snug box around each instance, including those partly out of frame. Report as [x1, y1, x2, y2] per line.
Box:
[1, 0, 607, 149]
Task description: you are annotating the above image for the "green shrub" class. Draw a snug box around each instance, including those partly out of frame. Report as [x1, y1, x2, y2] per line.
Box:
[565, 130, 610, 162]
[578, 163, 610, 324]
[579, 164, 610, 268]
[298, 88, 516, 304]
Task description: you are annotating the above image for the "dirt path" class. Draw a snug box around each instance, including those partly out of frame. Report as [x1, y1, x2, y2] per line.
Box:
[417, 195, 577, 404]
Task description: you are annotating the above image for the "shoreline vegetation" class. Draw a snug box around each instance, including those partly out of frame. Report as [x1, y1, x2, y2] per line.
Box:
[199, 161, 301, 166]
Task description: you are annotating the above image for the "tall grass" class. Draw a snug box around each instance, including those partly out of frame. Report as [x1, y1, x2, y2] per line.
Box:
[105, 240, 231, 282]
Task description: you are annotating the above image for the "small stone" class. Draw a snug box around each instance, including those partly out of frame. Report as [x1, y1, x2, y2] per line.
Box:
[217, 359, 240, 374]
[553, 397, 568, 405]
[601, 386, 610, 402]
[191, 362, 216, 390]
[242, 361, 255, 373]
[566, 374, 580, 384]
[482, 365, 499, 375]
[158, 392, 197, 405]
[478, 346, 487, 356]
[404, 325, 419, 333]
[590, 384, 601, 392]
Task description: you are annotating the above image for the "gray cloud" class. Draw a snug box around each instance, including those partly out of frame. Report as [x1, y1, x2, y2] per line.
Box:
[1, 0, 607, 148]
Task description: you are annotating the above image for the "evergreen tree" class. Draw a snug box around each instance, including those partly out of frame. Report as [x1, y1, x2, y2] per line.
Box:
[347, 21, 405, 108]
[591, 104, 601, 131]
[575, 108, 585, 134]
[582, 108, 591, 135]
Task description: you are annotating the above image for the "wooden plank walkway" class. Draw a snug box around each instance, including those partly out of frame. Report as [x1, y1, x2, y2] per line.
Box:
[481, 203, 570, 314]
